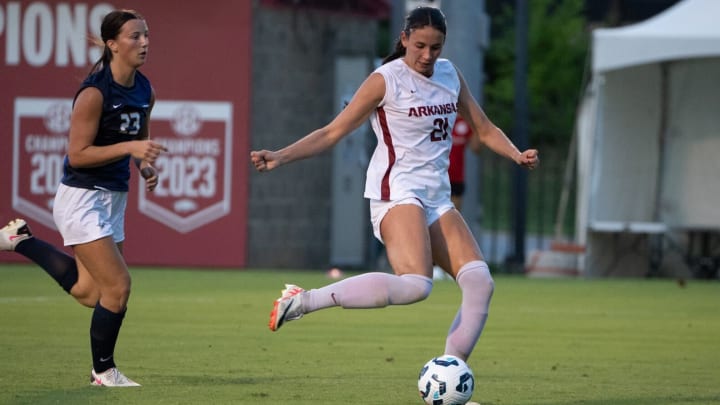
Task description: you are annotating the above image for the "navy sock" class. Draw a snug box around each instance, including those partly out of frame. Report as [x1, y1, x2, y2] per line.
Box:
[15, 238, 78, 293]
[90, 302, 126, 373]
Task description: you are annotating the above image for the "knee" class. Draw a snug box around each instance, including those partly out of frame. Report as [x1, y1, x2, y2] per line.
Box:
[400, 274, 433, 303]
[457, 261, 494, 295]
[479, 269, 495, 293]
[102, 277, 132, 306]
[416, 281, 433, 302]
[116, 279, 132, 302]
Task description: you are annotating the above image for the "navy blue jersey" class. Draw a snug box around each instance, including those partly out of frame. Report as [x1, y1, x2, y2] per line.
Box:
[61, 65, 152, 191]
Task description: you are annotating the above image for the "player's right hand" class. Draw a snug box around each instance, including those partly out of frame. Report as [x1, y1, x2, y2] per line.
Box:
[250, 150, 280, 172]
[131, 140, 167, 164]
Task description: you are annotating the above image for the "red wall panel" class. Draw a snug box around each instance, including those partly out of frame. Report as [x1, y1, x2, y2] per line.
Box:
[0, 1, 251, 267]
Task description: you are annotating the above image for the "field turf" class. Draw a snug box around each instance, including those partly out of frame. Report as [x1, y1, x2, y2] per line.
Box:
[1, 264, 719, 404]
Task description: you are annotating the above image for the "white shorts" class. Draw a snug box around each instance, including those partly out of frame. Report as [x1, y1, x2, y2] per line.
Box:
[369, 197, 455, 243]
[53, 183, 127, 246]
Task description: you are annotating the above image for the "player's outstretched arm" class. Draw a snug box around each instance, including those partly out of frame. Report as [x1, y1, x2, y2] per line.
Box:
[250, 73, 385, 172]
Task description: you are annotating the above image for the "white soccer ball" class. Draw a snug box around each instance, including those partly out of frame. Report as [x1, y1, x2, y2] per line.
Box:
[417, 355, 475, 405]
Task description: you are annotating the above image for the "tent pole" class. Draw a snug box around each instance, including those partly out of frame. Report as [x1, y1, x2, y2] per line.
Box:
[554, 45, 592, 242]
[654, 62, 669, 222]
[553, 124, 577, 241]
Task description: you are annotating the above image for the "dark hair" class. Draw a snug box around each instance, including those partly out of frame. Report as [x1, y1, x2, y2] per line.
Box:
[382, 7, 447, 65]
[87, 9, 144, 76]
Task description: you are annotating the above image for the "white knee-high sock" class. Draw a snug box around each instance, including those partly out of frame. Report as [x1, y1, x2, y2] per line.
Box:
[302, 272, 433, 313]
[444, 261, 494, 361]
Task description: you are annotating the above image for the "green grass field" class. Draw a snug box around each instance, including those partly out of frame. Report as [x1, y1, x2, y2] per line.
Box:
[1, 264, 719, 404]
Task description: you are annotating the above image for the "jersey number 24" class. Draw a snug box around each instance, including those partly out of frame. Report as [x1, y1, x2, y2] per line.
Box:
[430, 117, 449, 142]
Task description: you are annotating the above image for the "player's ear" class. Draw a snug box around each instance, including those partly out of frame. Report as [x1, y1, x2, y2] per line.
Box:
[400, 30, 410, 48]
[107, 39, 119, 53]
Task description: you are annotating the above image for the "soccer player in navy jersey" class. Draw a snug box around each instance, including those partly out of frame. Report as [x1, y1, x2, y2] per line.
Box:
[1, 9, 166, 387]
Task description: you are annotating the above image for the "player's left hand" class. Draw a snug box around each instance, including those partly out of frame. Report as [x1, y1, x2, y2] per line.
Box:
[140, 165, 159, 192]
[517, 149, 539, 170]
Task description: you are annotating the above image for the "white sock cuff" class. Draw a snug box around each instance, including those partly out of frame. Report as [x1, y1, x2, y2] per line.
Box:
[456, 260, 491, 283]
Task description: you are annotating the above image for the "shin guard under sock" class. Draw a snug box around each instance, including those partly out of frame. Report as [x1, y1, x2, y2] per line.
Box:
[15, 238, 78, 293]
[90, 302, 126, 373]
[303, 272, 433, 312]
[444, 261, 494, 360]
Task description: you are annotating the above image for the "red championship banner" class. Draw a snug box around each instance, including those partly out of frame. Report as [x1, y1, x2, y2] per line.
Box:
[138, 101, 233, 234]
[1, 1, 251, 267]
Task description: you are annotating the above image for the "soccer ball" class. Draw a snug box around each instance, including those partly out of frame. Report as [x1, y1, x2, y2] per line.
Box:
[417, 355, 475, 405]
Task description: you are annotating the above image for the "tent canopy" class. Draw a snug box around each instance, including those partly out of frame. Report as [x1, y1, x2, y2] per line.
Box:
[575, 0, 720, 277]
[592, 0, 720, 73]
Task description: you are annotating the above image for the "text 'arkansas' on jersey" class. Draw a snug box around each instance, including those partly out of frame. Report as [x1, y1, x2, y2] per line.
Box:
[408, 102, 459, 117]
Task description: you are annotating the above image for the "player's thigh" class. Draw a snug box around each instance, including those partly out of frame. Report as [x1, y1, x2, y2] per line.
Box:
[380, 203, 433, 277]
[72, 236, 130, 290]
[429, 209, 484, 277]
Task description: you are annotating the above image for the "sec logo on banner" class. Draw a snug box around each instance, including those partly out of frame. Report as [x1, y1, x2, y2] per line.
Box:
[10, 98, 233, 235]
[11, 98, 72, 230]
[138, 101, 234, 233]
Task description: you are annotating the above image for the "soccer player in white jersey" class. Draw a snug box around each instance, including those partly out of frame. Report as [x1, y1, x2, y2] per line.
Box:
[251, 7, 538, 363]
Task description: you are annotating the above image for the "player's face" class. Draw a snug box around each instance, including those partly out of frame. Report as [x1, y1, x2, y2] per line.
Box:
[111, 19, 149, 68]
[401, 26, 445, 77]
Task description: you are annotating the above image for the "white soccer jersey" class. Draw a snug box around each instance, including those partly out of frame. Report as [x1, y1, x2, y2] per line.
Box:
[364, 58, 461, 204]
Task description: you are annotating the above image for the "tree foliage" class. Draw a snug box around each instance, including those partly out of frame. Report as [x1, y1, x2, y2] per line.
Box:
[484, 0, 589, 147]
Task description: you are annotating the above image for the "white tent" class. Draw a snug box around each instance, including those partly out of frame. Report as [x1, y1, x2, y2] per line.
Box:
[575, 0, 720, 277]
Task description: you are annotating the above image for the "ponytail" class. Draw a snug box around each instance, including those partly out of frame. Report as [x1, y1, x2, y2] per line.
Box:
[87, 45, 112, 77]
[382, 36, 407, 65]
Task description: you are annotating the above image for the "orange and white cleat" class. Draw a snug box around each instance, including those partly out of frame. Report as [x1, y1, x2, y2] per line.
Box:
[269, 284, 305, 331]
